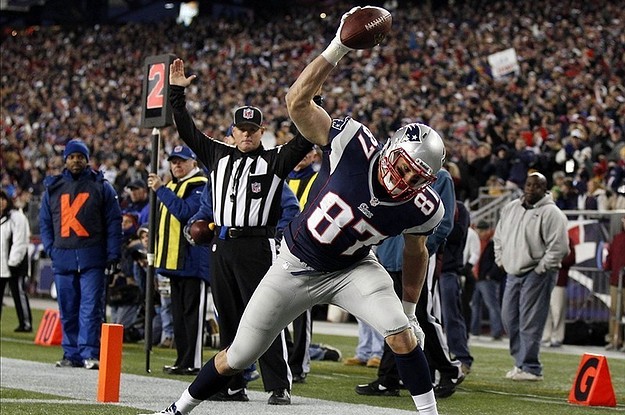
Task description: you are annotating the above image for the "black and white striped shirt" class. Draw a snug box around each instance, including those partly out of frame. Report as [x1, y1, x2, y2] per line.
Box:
[170, 86, 313, 227]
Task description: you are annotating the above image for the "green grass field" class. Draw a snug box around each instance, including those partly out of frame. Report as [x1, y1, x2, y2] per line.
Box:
[1, 306, 624, 414]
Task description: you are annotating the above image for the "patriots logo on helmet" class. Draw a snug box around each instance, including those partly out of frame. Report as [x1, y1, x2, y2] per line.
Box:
[404, 125, 423, 143]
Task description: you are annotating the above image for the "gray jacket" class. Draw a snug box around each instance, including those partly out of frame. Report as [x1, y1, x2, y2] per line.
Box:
[493, 192, 569, 276]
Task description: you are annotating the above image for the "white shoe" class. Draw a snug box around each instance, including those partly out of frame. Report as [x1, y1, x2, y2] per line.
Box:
[511, 370, 544, 381]
[505, 366, 521, 379]
[84, 359, 99, 370]
[138, 403, 181, 415]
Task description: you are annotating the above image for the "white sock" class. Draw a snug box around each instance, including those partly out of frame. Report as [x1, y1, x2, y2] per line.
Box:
[412, 389, 438, 415]
[174, 388, 202, 414]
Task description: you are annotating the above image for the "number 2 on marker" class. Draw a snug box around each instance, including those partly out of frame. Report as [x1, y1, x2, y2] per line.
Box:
[146, 63, 165, 109]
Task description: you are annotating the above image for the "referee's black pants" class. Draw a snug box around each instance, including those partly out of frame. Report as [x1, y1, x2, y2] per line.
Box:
[211, 235, 290, 392]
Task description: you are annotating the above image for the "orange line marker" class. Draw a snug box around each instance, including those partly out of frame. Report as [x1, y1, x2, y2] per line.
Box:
[568, 353, 617, 407]
[97, 323, 124, 402]
[34, 309, 62, 346]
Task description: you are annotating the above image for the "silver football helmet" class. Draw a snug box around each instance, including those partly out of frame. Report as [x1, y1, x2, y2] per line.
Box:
[379, 123, 446, 200]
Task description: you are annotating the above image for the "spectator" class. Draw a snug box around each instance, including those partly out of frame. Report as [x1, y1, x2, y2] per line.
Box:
[603, 216, 625, 351]
[149, 145, 209, 376]
[579, 177, 609, 211]
[550, 171, 566, 202]
[506, 138, 537, 190]
[125, 179, 150, 225]
[494, 172, 569, 381]
[0, 189, 33, 332]
[542, 236, 575, 348]
[108, 211, 142, 341]
[470, 221, 505, 340]
[555, 178, 580, 212]
[461, 223, 480, 335]
[39, 139, 122, 370]
[439, 201, 473, 374]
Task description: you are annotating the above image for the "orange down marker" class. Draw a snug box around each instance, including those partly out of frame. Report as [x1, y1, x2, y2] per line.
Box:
[34, 309, 62, 346]
[568, 353, 617, 407]
[97, 323, 124, 402]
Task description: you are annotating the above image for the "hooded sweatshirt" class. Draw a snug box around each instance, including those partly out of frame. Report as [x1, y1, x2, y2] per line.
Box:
[493, 192, 569, 276]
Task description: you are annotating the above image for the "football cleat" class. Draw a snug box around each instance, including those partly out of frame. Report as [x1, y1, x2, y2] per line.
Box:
[268, 388, 291, 405]
[138, 403, 181, 415]
[208, 388, 249, 402]
[355, 380, 400, 397]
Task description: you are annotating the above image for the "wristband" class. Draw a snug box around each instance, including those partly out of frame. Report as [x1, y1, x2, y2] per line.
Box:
[321, 38, 351, 66]
[402, 300, 417, 316]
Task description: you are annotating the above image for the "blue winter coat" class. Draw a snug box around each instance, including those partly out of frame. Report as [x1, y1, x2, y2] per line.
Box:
[39, 168, 122, 273]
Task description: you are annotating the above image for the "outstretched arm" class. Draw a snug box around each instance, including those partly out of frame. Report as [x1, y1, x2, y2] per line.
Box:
[285, 8, 360, 147]
[285, 56, 333, 147]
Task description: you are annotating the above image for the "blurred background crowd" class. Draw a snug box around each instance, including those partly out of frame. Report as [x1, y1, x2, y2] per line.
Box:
[1, 0, 625, 234]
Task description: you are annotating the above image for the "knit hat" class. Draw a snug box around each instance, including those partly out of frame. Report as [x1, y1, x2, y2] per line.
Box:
[63, 140, 90, 161]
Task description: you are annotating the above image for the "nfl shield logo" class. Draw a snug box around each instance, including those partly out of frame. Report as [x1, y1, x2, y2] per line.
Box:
[251, 182, 261, 193]
[243, 108, 254, 119]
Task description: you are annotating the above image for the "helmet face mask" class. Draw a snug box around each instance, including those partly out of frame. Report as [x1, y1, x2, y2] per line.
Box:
[379, 123, 445, 201]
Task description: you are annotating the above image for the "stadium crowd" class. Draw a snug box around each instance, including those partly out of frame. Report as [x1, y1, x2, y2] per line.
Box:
[1, 0, 624, 226]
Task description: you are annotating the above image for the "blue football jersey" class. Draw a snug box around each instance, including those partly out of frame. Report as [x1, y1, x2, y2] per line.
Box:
[284, 117, 444, 272]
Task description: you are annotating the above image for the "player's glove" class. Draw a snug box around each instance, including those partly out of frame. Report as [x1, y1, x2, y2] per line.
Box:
[183, 221, 196, 246]
[106, 260, 121, 276]
[321, 6, 360, 66]
[403, 300, 425, 349]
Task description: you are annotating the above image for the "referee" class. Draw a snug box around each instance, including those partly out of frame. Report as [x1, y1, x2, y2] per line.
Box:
[168, 58, 313, 405]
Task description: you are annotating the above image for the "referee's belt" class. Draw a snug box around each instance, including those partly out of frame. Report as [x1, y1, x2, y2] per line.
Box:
[219, 226, 276, 239]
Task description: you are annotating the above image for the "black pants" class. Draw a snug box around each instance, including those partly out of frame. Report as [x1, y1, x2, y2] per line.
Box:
[0, 272, 32, 330]
[211, 236, 290, 392]
[169, 276, 207, 369]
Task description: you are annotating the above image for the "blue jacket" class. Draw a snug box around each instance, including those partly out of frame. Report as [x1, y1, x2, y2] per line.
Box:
[376, 235, 404, 272]
[426, 168, 456, 256]
[155, 173, 209, 282]
[441, 200, 470, 273]
[40, 168, 122, 273]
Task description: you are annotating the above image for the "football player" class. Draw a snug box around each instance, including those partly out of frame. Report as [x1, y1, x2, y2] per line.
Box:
[142, 7, 444, 415]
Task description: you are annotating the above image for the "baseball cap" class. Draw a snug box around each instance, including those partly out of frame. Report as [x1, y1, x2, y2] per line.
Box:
[126, 179, 147, 189]
[167, 145, 196, 161]
[137, 223, 149, 237]
[233, 106, 263, 128]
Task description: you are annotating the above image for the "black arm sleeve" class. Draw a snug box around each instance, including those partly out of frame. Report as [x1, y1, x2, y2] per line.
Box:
[169, 85, 225, 170]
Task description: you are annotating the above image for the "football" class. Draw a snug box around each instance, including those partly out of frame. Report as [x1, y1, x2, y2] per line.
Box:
[189, 220, 215, 245]
[340, 6, 392, 50]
